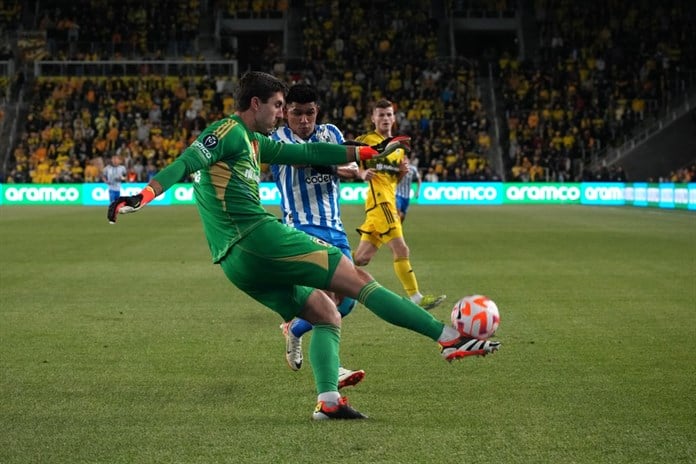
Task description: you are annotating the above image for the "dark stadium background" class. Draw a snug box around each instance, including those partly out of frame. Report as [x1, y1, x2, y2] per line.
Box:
[0, 0, 693, 186]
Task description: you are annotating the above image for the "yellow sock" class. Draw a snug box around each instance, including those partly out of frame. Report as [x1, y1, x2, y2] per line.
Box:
[394, 257, 419, 297]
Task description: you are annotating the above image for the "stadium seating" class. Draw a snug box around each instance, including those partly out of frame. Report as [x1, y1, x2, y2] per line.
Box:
[219, 0, 288, 19]
[499, 0, 695, 181]
[294, 0, 496, 180]
[8, 74, 226, 184]
[37, 0, 201, 60]
[2, 0, 693, 184]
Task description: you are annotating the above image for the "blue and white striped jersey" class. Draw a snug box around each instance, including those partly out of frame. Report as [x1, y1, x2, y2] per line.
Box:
[270, 124, 347, 231]
[396, 164, 420, 198]
[103, 164, 127, 192]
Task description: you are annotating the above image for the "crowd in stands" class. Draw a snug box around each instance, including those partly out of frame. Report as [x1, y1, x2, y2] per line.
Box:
[2, 0, 694, 185]
[291, 0, 496, 182]
[0, 1, 21, 67]
[665, 164, 695, 183]
[37, 0, 201, 60]
[0, 1, 21, 32]
[217, 0, 289, 18]
[449, 0, 516, 18]
[499, 0, 695, 182]
[582, 162, 694, 183]
[5, 0, 497, 185]
[6, 74, 231, 184]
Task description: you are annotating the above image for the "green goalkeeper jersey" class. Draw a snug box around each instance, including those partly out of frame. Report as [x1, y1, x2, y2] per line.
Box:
[152, 115, 349, 263]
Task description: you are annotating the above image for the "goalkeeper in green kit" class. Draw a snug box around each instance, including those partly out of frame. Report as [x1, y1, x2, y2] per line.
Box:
[107, 71, 500, 420]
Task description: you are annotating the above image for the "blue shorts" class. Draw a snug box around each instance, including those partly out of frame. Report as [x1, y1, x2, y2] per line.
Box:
[294, 224, 356, 317]
[396, 195, 410, 214]
[294, 224, 352, 260]
[109, 189, 121, 203]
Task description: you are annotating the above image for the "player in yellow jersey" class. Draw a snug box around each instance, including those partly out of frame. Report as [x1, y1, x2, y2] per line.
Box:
[353, 99, 446, 310]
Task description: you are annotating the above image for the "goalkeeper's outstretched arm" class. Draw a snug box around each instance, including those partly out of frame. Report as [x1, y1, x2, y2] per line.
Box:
[108, 136, 411, 223]
[106, 156, 187, 223]
[263, 136, 411, 165]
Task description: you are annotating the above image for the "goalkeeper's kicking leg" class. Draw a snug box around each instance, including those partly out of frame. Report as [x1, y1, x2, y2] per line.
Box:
[305, 255, 500, 420]
[328, 256, 501, 362]
[221, 223, 499, 420]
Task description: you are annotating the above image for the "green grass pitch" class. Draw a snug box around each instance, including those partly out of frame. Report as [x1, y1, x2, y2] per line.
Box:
[1, 204, 694, 463]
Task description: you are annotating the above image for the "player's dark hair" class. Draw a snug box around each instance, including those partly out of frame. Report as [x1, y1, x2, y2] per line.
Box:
[286, 84, 319, 105]
[235, 71, 288, 111]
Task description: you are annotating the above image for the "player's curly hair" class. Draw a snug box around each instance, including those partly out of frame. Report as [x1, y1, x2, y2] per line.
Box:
[235, 71, 289, 111]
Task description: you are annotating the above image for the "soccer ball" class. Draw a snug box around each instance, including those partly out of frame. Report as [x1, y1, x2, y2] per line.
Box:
[451, 295, 500, 339]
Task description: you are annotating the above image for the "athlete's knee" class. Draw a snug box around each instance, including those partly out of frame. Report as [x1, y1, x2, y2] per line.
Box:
[329, 257, 375, 299]
[353, 248, 375, 266]
[390, 238, 410, 257]
[353, 265, 374, 284]
[303, 290, 342, 326]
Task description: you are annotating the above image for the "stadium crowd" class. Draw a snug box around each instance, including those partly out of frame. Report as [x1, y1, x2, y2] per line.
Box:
[294, 0, 495, 181]
[218, 0, 289, 18]
[7, 74, 230, 184]
[1, 0, 694, 185]
[5, 0, 496, 185]
[499, 0, 695, 182]
[36, 0, 201, 60]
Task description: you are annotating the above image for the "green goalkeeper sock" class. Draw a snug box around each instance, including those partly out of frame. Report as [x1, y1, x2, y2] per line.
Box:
[357, 282, 445, 340]
[309, 324, 340, 394]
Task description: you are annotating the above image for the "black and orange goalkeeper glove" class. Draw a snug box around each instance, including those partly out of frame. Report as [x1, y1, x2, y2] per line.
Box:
[346, 136, 411, 162]
[107, 185, 156, 224]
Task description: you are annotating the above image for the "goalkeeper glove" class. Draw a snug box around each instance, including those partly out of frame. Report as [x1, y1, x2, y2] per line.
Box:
[346, 136, 411, 162]
[107, 185, 156, 224]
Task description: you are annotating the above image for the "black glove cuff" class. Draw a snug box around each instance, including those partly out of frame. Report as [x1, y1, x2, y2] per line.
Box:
[342, 141, 369, 147]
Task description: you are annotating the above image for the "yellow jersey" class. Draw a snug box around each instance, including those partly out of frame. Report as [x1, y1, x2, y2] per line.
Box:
[356, 131, 405, 210]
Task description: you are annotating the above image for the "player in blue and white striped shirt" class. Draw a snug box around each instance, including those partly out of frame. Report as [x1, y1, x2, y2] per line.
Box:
[103, 155, 128, 203]
[396, 163, 421, 223]
[272, 120, 347, 233]
[270, 84, 364, 389]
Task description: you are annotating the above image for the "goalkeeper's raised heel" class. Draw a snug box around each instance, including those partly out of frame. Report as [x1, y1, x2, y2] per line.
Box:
[312, 397, 367, 420]
[439, 336, 501, 361]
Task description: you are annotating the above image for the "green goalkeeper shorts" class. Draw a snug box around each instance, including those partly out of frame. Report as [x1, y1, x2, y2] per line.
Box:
[218, 219, 345, 321]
